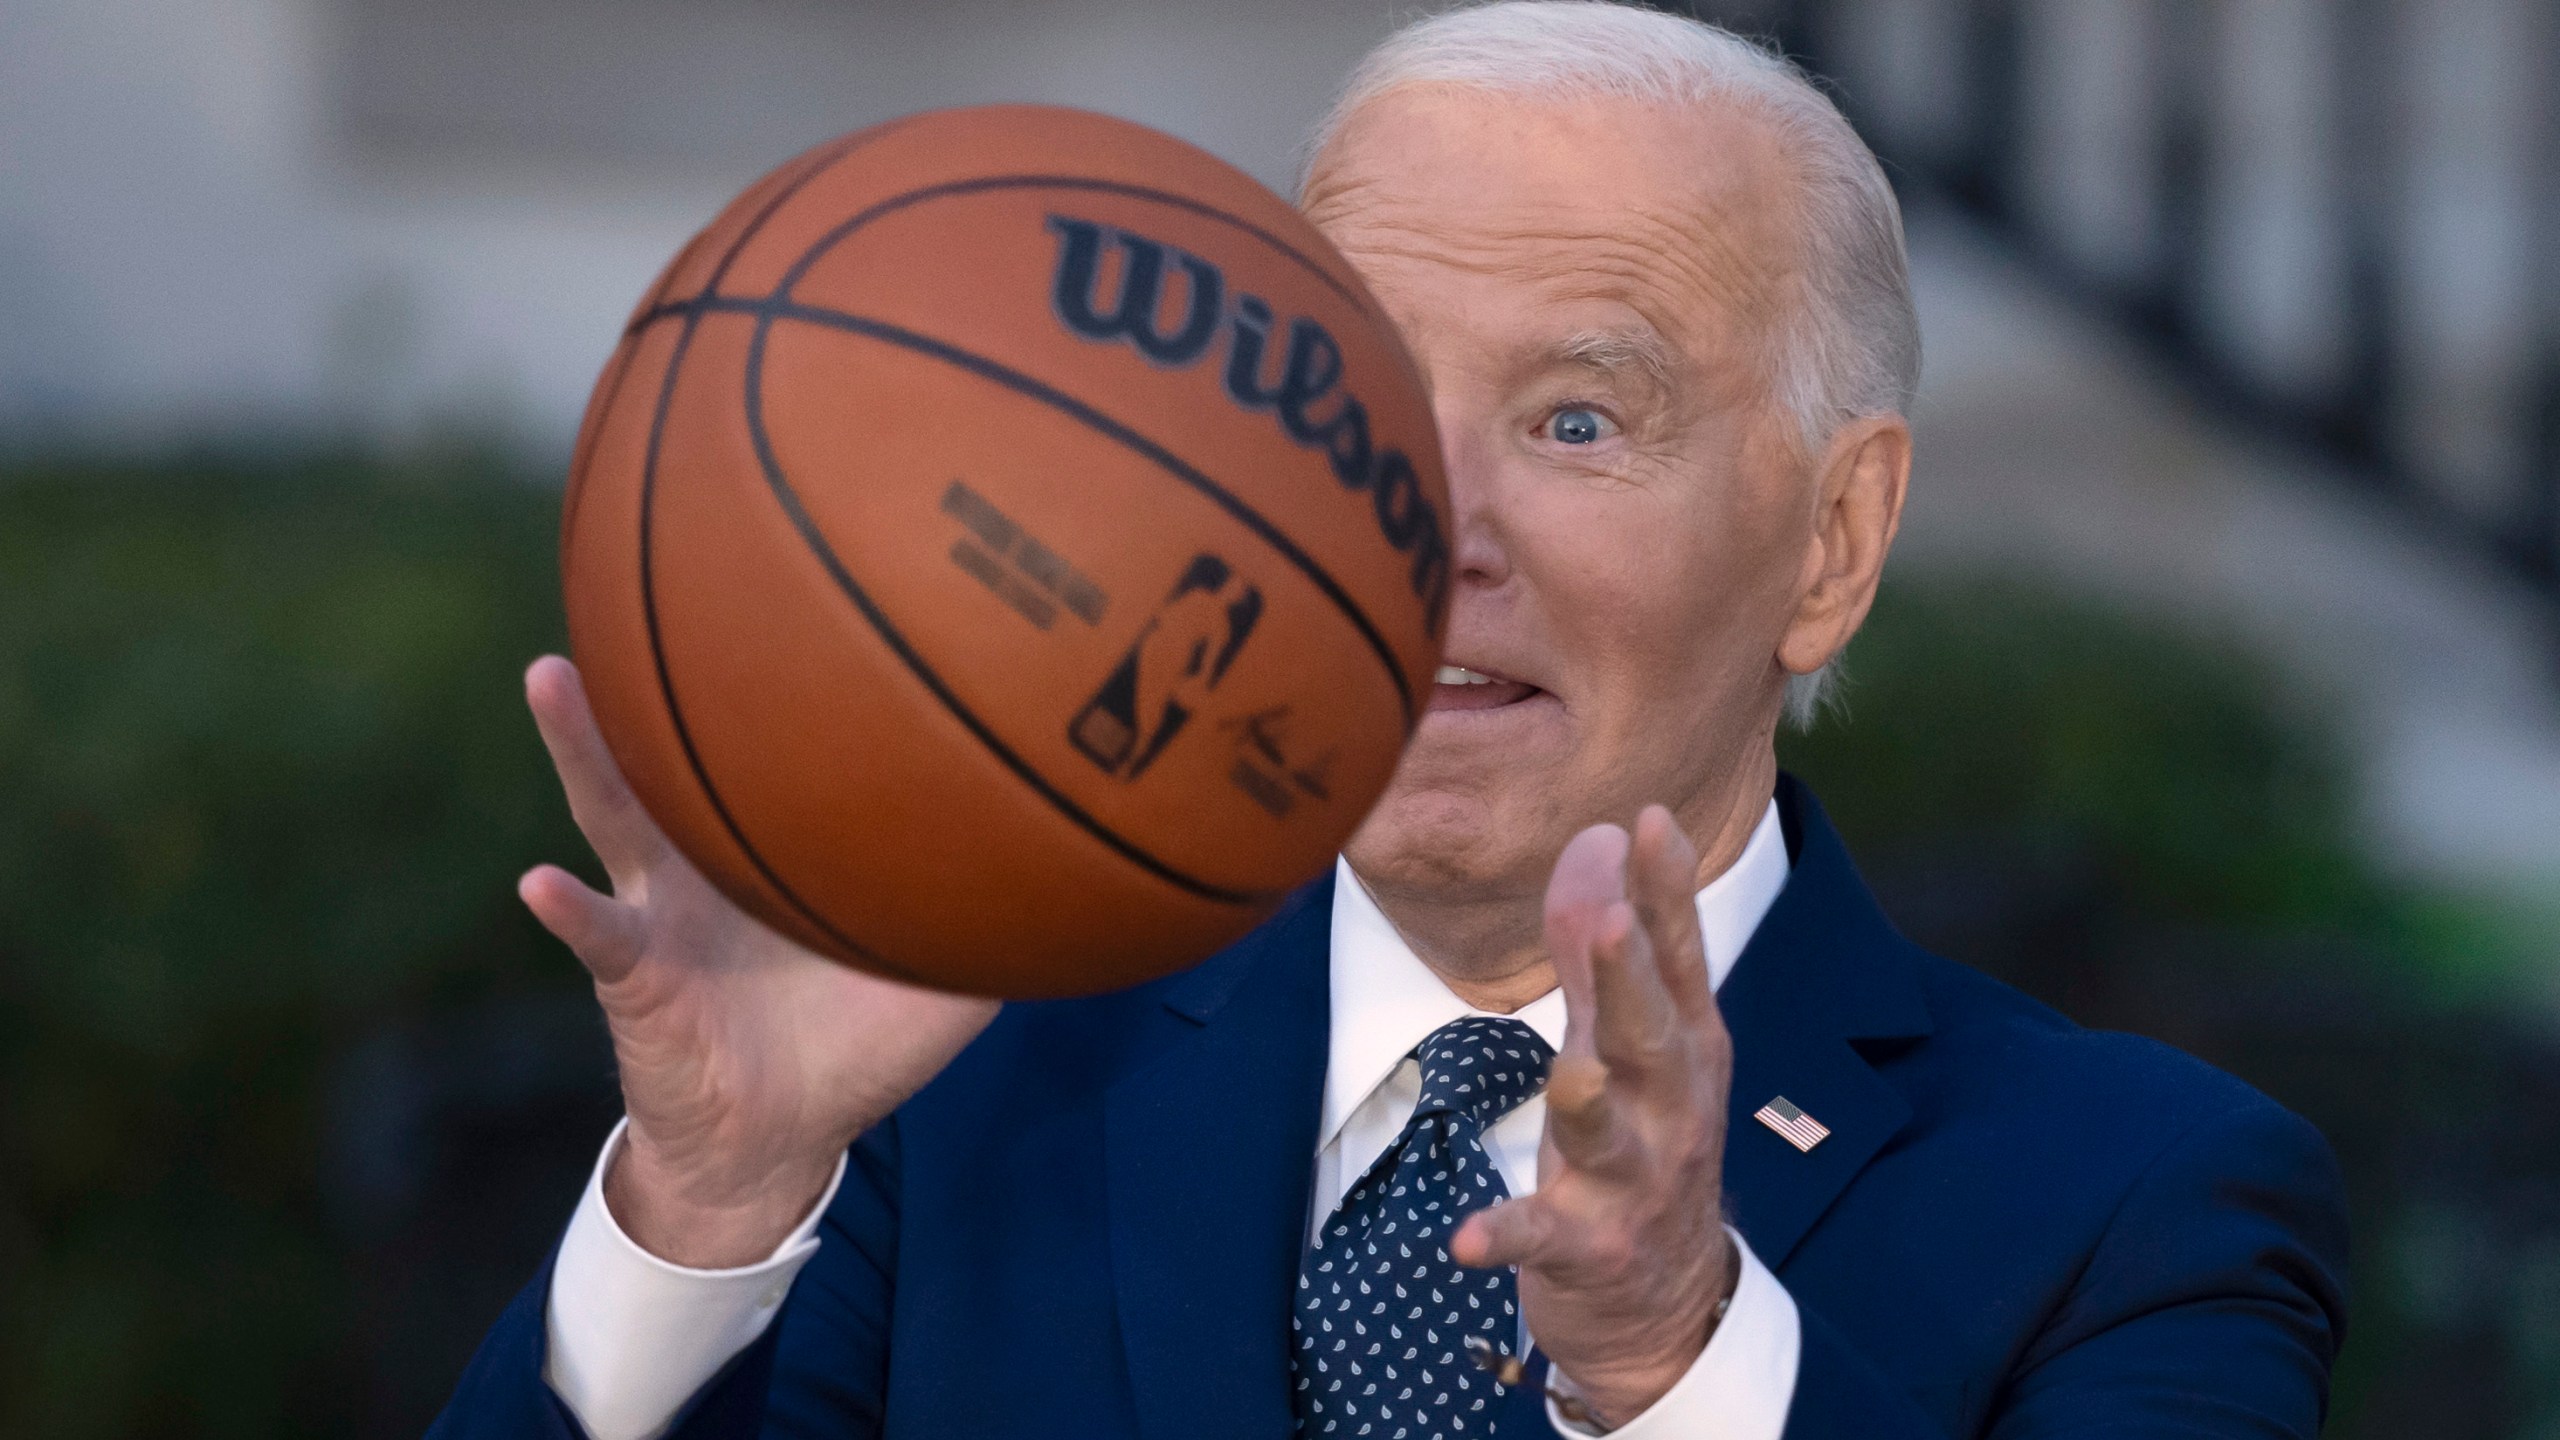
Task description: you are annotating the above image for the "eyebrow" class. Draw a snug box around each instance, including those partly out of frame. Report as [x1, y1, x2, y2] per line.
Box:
[1550, 326, 1682, 396]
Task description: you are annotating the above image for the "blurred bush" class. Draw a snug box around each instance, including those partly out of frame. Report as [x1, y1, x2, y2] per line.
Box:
[0, 457, 2552, 1436]
[0, 454, 612, 1437]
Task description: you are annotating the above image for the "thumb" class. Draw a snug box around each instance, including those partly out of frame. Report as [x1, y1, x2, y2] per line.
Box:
[1452, 1194, 1556, 1271]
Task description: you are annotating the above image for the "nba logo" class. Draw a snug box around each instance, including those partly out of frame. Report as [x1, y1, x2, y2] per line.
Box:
[1071, 554, 1263, 780]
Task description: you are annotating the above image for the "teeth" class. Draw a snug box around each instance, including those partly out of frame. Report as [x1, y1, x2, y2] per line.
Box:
[1437, 665, 1496, 685]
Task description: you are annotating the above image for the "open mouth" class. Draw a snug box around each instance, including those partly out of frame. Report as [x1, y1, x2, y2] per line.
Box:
[1430, 664, 1543, 712]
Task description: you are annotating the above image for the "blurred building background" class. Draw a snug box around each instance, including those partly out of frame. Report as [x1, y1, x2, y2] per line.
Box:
[2, 0, 2557, 1435]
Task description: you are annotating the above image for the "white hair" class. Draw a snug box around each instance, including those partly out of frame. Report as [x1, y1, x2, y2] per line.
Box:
[1304, 0, 1919, 728]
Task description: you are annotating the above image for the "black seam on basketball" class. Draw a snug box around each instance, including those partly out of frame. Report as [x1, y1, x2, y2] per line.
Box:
[622, 124, 897, 341]
[703, 131, 878, 291]
[600, 133, 876, 592]
[694, 289, 1417, 726]
[630, 157, 923, 981]
[739, 309, 1285, 909]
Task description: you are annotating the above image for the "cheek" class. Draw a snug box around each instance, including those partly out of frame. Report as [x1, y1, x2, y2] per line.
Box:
[1511, 478, 1755, 676]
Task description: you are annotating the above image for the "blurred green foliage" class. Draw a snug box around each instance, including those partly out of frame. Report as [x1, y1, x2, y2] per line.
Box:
[1781, 581, 2534, 1002]
[0, 456, 2551, 1436]
[0, 454, 587, 1436]
[1785, 579, 2367, 930]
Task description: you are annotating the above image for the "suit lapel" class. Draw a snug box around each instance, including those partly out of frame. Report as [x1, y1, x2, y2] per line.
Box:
[1104, 877, 1334, 1440]
[1716, 779, 1934, 1270]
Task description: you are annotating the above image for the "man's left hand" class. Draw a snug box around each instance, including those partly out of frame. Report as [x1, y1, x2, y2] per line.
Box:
[1451, 805, 1739, 1426]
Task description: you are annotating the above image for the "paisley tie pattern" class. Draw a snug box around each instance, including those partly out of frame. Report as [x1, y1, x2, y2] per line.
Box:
[1292, 1016, 1557, 1437]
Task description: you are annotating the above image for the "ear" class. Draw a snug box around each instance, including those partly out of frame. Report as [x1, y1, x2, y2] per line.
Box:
[1777, 415, 1910, 678]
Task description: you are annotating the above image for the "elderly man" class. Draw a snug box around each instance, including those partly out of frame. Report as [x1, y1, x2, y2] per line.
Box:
[434, 3, 2347, 1437]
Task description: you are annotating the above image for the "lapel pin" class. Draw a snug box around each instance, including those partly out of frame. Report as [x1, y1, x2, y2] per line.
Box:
[1754, 1096, 1831, 1153]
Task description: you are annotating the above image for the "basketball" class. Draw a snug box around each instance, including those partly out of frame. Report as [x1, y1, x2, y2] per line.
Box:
[560, 105, 1449, 998]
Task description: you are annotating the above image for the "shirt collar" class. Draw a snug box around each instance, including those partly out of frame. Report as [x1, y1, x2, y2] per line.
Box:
[1319, 798, 1789, 1157]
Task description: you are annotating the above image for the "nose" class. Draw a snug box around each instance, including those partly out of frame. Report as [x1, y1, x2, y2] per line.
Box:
[1432, 397, 1511, 592]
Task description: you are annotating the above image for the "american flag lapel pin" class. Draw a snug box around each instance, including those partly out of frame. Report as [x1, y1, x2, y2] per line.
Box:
[1754, 1096, 1831, 1153]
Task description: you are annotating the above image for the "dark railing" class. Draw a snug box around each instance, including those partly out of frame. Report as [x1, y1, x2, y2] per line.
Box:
[1678, 0, 2560, 612]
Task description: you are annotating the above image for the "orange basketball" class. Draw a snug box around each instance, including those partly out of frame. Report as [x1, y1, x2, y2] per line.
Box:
[561, 105, 1449, 998]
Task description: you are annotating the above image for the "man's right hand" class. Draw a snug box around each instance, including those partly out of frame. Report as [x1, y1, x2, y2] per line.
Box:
[518, 655, 999, 1269]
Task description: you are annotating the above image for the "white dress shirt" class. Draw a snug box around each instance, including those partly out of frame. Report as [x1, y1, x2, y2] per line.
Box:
[546, 801, 1798, 1440]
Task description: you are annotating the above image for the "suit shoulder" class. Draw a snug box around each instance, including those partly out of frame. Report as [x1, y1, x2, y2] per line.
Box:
[1900, 945, 2302, 1149]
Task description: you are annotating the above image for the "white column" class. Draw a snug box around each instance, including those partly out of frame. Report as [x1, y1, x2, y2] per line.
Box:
[2016, 0, 2166, 295]
[2196, 0, 2350, 402]
[2385, 0, 2540, 528]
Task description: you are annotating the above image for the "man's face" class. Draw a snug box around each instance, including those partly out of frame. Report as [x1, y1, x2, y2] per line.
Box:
[1307, 86, 1820, 905]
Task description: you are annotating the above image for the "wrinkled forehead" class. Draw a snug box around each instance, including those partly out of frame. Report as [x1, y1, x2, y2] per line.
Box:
[1302, 84, 1804, 368]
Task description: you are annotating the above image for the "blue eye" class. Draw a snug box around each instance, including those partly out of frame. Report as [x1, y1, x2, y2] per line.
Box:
[1547, 407, 1610, 445]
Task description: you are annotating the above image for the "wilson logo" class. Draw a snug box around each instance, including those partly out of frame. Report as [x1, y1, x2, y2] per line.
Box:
[1047, 215, 1449, 630]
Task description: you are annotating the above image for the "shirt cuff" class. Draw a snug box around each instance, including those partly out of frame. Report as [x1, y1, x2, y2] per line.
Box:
[1546, 1227, 1800, 1439]
[542, 1118, 846, 1440]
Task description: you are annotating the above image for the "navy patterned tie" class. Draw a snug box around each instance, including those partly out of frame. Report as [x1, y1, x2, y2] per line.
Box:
[1293, 1016, 1557, 1438]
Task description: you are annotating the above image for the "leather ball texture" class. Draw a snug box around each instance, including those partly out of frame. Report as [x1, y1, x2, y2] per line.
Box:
[562, 105, 1449, 997]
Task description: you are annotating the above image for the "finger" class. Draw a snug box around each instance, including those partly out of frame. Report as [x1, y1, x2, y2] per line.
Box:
[1629, 805, 1713, 1023]
[1586, 895, 1684, 1086]
[1545, 826, 1681, 1086]
[525, 656, 669, 886]
[1541, 1051, 1640, 1176]
[1543, 824, 1628, 1063]
[1450, 1193, 1559, 1271]
[519, 863, 648, 984]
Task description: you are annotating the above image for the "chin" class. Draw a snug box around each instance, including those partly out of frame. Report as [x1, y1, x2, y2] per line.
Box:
[1343, 781, 1542, 902]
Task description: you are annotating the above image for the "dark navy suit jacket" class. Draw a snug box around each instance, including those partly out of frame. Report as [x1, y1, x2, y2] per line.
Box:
[434, 779, 2348, 1438]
